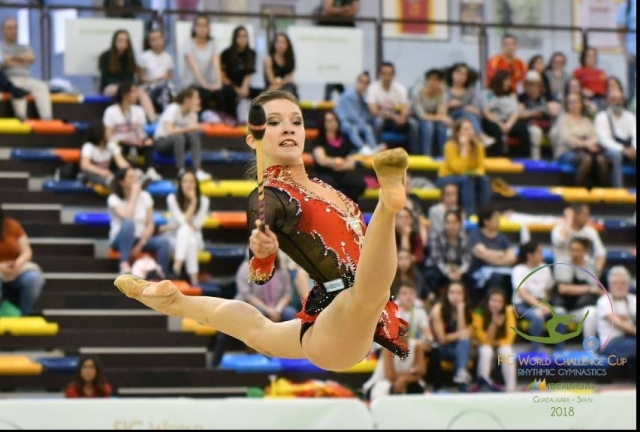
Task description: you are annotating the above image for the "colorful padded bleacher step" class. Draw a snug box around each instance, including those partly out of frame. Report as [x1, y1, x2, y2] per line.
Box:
[37, 356, 79, 373]
[0, 317, 59, 336]
[279, 358, 326, 373]
[0, 118, 31, 134]
[336, 357, 377, 373]
[43, 180, 94, 194]
[515, 159, 564, 174]
[514, 187, 562, 201]
[590, 188, 636, 204]
[181, 318, 217, 336]
[107, 249, 212, 265]
[50, 93, 82, 104]
[221, 354, 282, 373]
[83, 94, 112, 104]
[25, 119, 75, 135]
[206, 245, 245, 259]
[483, 158, 524, 174]
[75, 212, 167, 226]
[146, 180, 177, 195]
[0, 356, 43, 375]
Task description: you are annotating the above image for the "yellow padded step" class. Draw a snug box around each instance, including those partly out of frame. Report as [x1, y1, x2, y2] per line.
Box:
[50, 93, 82, 104]
[0, 317, 59, 336]
[200, 180, 257, 198]
[590, 188, 636, 204]
[181, 318, 217, 336]
[550, 187, 597, 203]
[0, 356, 43, 375]
[0, 118, 32, 134]
[483, 158, 525, 174]
[468, 215, 522, 232]
[336, 357, 377, 373]
[363, 187, 440, 201]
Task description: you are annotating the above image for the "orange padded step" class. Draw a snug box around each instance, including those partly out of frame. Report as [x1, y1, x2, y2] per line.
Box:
[55, 148, 81, 164]
[173, 280, 203, 296]
[302, 152, 315, 167]
[1, 93, 34, 102]
[25, 120, 75, 135]
[203, 123, 319, 140]
[211, 211, 247, 229]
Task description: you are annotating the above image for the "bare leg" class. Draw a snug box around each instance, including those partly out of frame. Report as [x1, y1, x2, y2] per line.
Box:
[575, 153, 592, 186]
[114, 275, 304, 358]
[302, 148, 409, 371]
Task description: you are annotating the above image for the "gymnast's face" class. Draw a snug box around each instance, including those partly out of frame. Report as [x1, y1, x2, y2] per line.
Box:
[246, 98, 305, 166]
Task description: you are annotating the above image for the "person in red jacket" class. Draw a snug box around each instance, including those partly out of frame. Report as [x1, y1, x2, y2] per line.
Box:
[486, 34, 527, 93]
[573, 47, 608, 106]
[64, 355, 113, 398]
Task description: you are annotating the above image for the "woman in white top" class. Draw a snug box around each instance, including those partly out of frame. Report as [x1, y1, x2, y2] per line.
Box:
[183, 14, 236, 119]
[163, 169, 210, 286]
[139, 29, 176, 116]
[103, 82, 161, 182]
[511, 241, 555, 352]
[80, 121, 129, 188]
[108, 168, 171, 275]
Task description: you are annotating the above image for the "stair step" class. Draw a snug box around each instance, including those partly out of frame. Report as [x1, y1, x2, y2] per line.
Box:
[37, 256, 117, 273]
[79, 347, 208, 368]
[22, 222, 108, 238]
[38, 292, 147, 309]
[43, 309, 166, 329]
[32, 242, 95, 256]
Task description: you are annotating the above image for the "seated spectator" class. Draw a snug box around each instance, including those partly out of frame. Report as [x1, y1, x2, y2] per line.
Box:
[431, 281, 474, 386]
[437, 118, 491, 216]
[511, 241, 555, 352]
[235, 253, 298, 322]
[79, 121, 130, 189]
[264, 32, 298, 99]
[551, 203, 607, 278]
[597, 266, 636, 374]
[518, 70, 560, 160]
[317, 0, 360, 27]
[0, 18, 52, 120]
[552, 237, 600, 348]
[0, 208, 44, 316]
[412, 68, 451, 157]
[108, 168, 171, 275]
[311, 110, 366, 203]
[0, 69, 28, 99]
[469, 206, 517, 305]
[392, 248, 426, 300]
[528, 54, 552, 99]
[481, 69, 531, 156]
[561, 76, 599, 118]
[367, 62, 418, 153]
[427, 183, 463, 235]
[220, 26, 262, 122]
[545, 52, 570, 102]
[573, 47, 608, 108]
[103, 82, 161, 182]
[64, 355, 113, 398]
[163, 169, 210, 286]
[336, 71, 380, 154]
[486, 34, 527, 93]
[98, 29, 156, 121]
[395, 208, 425, 268]
[154, 87, 211, 181]
[473, 288, 517, 392]
[551, 92, 609, 187]
[594, 87, 636, 188]
[424, 209, 471, 305]
[138, 29, 176, 116]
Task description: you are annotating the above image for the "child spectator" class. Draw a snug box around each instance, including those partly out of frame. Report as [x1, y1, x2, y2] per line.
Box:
[64, 355, 113, 398]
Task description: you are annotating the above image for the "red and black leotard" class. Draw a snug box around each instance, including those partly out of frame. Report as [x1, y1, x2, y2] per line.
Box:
[247, 165, 409, 358]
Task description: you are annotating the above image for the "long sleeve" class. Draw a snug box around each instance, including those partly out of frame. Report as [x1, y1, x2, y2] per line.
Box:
[473, 312, 489, 345]
[167, 194, 185, 226]
[500, 306, 517, 345]
[594, 111, 624, 152]
[458, 234, 471, 274]
[193, 196, 210, 230]
[441, 141, 468, 175]
[474, 143, 486, 175]
[98, 51, 109, 92]
[336, 90, 365, 126]
[412, 91, 426, 119]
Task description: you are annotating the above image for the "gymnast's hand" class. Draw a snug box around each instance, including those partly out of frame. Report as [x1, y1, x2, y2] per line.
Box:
[250, 220, 279, 259]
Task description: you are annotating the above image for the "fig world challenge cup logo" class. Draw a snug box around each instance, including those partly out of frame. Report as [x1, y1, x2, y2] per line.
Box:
[511, 263, 615, 350]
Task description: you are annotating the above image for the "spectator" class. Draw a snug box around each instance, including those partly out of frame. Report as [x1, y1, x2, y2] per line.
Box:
[551, 203, 607, 278]
[437, 118, 491, 216]
[481, 69, 530, 157]
[528, 54, 552, 99]
[79, 121, 130, 189]
[607, 76, 626, 96]
[138, 29, 176, 116]
[594, 87, 636, 188]
[154, 87, 211, 181]
[64, 355, 113, 398]
[0, 208, 44, 316]
[617, 0, 636, 99]
[108, 168, 171, 275]
[0, 69, 28, 99]
[424, 209, 471, 305]
[220, 25, 261, 122]
[0, 18, 52, 120]
[545, 52, 570, 102]
[427, 183, 463, 235]
[511, 241, 555, 352]
[486, 34, 527, 93]
[551, 92, 609, 187]
[392, 248, 426, 300]
[573, 47, 608, 107]
[335, 71, 380, 154]
[317, 0, 360, 27]
[412, 68, 451, 157]
[235, 254, 298, 322]
[562, 76, 599, 118]
[431, 281, 474, 386]
[597, 266, 636, 373]
[473, 288, 517, 392]
[104, 0, 142, 19]
[469, 205, 517, 305]
[311, 110, 366, 203]
[518, 70, 560, 160]
[264, 32, 298, 99]
[103, 82, 161, 182]
[367, 62, 418, 153]
[395, 207, 425, 268]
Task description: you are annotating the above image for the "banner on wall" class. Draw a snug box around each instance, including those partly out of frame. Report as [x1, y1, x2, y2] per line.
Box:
[495, 0, 543, 49]
[572, 0, 625, 53]
[286, 26, 363, 83]
[382, 0, 449, 40]
[64, 18, 144, 76]
[460, 0, 485, 42]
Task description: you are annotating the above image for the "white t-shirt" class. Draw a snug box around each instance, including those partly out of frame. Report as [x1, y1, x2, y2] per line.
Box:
[165, 193, 210, 246]
[103, 104, 148, 145]
[597, 293, 636, 341]
[139, 50, 174, 82]
[107, 191, 154, 243]
[511, 263, 554, 305]
[397, 307, 429, 340]
[551, 224, 607, 264]
[366, 81, 409, 116]
[80, 141, 121, 169]
[154, 103, 198, 139]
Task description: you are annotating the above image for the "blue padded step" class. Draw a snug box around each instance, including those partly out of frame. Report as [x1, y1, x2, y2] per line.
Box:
[363, 213, 373, 225]
[201, 151, 231, 163]
[607, 249, 635, 263]
[153, 153, 193, 166]
[74, 212, 167, 226]
[73, 121, 89, 131]
[603, 219, 635, 230]
[83, 95, 112, 104]
[43, 180, 94, 194]
[198, 282, 222, 296]
[12, 149, 61, 162]
[227, 151, 253, 164]
[381, 132, 407, 145]
[514, 187, 562, 201]
[145, 123, 157, 137]
[279, 358, 326, 373]
[622, 165, 636, 175]
[37, 356, 79, 373]
[146, 180, 177, 195]
[220, 354, 282, 373]
[559, 163, 577, 174]
[206, 245, 246, 259]
[515, 159, 564, 173]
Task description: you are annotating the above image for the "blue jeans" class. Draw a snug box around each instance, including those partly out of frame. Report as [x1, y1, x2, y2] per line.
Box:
[449, 108, 483, 135]
[418, 119, 449, 156]
[341, 121, 377, 150]
[373, 117, 419, 154]
[436, 174, 491, 216]
[515, 303, 548, 352]
[439, 338, 472, 373]
[257, 305, 298, 322]
[601, 336, 636, 370]
[110, 219, 172, 275]
[0, 269, 45, 315]
[604, 147, 624, 188]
